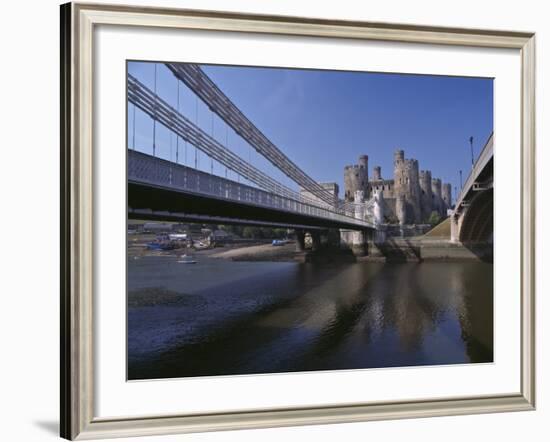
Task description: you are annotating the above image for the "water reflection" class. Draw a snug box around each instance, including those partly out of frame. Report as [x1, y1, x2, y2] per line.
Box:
[128, 257, 493, 380]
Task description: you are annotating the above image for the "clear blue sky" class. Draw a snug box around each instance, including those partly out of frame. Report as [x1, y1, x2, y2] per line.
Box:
[128, 61, 493, 203]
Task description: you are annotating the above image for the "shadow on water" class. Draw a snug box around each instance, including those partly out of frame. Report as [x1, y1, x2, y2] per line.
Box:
[462, 242, 494, 263]
[129, 289, 310, 379]
[456, 263, 494, 362]
[377, 239, 422, 262]
[128, 259, 493, 380]
[128, 263, 363, 379]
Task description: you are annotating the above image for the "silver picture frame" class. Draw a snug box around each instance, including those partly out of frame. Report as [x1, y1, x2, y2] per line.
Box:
[60, 2, 536, 439]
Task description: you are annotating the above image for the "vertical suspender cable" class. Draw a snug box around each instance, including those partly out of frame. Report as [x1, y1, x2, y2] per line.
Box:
[184, 81, 187, 166]
[195, 95, 198, 169]
[176, 78, 179, 164]
[225, 125, 228, 178]
[152, 63, 157, 157]
[249, 144, 252, 186]
[132, 103, 136, 150]
[211, 112, 214, 174]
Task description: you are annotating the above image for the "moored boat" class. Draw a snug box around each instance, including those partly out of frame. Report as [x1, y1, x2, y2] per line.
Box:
[177, 254, 197, 264]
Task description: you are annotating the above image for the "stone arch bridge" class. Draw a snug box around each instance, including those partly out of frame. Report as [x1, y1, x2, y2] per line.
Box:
[450, 134, 494, 259]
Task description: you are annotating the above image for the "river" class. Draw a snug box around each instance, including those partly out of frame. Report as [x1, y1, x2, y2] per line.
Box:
[127, 254, 493, 380]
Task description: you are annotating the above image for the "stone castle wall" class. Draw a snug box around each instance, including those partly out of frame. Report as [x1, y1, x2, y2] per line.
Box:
[442, 183, 452, 212]
[369, 178, 395, 200]
[419, 170, 433, 222]
[343, 155, 369, 202]
[343, 150, 452, 225]
[431, 178, 443, 217]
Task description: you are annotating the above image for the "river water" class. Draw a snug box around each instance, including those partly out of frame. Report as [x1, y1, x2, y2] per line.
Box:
[128, 255, 493, 380]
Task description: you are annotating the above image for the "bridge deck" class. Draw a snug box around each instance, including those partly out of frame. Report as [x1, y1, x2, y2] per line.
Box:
[128, 150, 374, 230]
[454, 133, 494, 215]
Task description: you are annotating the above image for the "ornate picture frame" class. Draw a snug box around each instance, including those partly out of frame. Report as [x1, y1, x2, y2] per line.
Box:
[60, 2, 535, 439]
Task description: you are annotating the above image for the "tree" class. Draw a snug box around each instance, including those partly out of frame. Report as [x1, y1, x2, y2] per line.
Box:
[242, 226, 262, 238]
[219, 224, 243, 237]
[428, 211, 441, 226]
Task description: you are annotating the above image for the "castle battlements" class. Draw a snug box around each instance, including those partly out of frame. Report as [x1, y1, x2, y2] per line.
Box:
[344, 149, 451, 224]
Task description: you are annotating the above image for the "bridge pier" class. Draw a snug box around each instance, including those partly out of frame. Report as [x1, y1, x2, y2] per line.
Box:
[295, 229, 306, 252]
[339, 228, 386, 257]
[450, 214, 461, 243]
[340, 229, 366, 256]
[325, 228, 343, 247]
[366, 228, 386, 258]
[310, 231, 322, 252]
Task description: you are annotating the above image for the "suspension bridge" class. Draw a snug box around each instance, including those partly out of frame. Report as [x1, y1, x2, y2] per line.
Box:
[127, 63, 376, 237]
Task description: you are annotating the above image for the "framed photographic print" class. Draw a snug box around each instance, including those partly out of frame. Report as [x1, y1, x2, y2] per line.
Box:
[60, 2, 536, 440]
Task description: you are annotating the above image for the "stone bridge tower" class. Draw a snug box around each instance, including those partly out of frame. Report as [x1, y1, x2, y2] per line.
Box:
[344, 155, 369, 202]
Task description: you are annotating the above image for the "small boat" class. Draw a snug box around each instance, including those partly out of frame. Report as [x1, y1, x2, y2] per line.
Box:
[177, 254, 197, 264]
[146, 241, 176, 251]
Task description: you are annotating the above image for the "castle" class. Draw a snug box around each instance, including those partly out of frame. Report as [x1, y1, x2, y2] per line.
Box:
[344, 150, 452, 225]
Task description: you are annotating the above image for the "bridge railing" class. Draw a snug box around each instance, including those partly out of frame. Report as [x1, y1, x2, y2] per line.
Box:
[129, 150, 373, 228]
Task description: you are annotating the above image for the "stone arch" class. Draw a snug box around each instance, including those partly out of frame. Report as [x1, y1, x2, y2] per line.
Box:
[459, 189, 493, 243]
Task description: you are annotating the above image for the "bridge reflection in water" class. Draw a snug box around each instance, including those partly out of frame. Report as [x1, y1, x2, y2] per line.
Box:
[128, 257, 493, 380]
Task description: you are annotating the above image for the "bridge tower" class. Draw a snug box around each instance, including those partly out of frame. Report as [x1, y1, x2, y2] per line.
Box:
[372, 187, 385, 226]
[344, 155, 369, 202]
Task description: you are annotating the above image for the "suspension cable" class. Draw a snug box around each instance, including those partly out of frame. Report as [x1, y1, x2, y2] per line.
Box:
[165, 62, 336, 206]
[128, 73, 362, 215]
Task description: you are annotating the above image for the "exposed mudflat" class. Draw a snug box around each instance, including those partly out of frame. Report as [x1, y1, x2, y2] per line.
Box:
[210, 242, 297, 262]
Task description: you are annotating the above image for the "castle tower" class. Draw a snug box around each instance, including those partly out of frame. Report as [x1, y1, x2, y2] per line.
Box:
[419, 170, 433, 222]
[393, 150, 421, 224]
[393, 149, 406, 198]
[359, 155, 369, 198]
[431, 178, 443, 216]
[394, 149, 405, 163]
[442, 183, 452, 212]
[408, 159, 421, 223]
[372, 166, 382, 181]
[344, 155, 369, 202]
